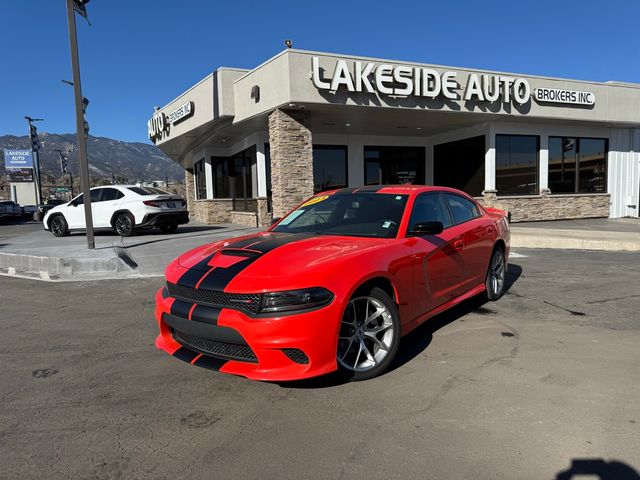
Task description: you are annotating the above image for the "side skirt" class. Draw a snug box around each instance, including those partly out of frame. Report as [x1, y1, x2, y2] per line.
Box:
[402, 283, 486, 335]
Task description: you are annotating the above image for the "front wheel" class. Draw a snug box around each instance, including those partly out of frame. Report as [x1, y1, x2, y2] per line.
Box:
[336, 287, 401, 381]
[485, 247, 506, 300]
[50, 215, 69, 237]
[113, 212, 135, 237]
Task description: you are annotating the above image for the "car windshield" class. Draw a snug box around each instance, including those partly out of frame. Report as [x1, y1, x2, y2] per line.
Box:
[272, 193, 408, 238]
[127, 186, 169, 195]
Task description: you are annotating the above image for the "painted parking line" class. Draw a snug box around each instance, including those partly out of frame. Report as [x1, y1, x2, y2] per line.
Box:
[509, 252, 528, 258]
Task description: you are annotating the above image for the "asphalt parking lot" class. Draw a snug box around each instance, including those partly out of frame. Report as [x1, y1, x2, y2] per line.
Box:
[1, 248, 638, 480]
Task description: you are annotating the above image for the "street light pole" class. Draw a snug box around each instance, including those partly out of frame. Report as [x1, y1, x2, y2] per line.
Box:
[65, 0, 94, 249]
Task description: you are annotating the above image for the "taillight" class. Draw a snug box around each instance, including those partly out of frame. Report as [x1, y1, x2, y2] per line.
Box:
[143, 200, 161, 207]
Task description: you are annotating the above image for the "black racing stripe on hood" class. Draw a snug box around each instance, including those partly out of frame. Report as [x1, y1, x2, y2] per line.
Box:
[196, 233, 316, 291]
[176, 253, 216, 288]
[190, 305, 221, 325]
[224, 235, 265, 249]
[194, 355, 228, 371]
[249, 232, 316, 254]
[173, 346, 199, 363]
[170, 299, 193, 319]
[195, 257, 260, 291]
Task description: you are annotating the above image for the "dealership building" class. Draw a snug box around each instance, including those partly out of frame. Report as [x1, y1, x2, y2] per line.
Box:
[149, 49, 640, 227]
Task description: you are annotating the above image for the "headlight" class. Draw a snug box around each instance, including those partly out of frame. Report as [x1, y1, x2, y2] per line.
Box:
[259, 287, 333, 313]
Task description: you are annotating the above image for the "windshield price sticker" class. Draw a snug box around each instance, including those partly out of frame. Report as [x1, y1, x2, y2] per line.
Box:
[301, 195, 329, 207]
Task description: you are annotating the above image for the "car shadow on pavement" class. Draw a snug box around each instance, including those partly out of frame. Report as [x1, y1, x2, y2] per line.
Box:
[556, 458, 640, 480]
[280, 263, 522, 389]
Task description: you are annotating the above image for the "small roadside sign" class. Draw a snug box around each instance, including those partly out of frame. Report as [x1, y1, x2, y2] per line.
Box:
[3, 149, 34, 168]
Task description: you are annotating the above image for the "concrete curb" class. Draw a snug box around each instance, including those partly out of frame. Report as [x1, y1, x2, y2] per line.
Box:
[0, 248, 141, 281]
[511, 231, 640, 252]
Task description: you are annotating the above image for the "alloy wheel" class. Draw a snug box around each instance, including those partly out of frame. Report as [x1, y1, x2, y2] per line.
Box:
[489, 249, 506, 295]
[337, 296, 395, 373]
[51, 217, 65, 236]
[115, 215, 133, 236]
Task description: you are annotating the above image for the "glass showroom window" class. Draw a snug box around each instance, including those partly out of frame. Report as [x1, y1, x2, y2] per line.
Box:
[495, 135, 539, 195]
[211, 146, 255, 205]
[193, 159, 207, 199]
[549, 137, 607, 194]
[313, 145, 348, 193]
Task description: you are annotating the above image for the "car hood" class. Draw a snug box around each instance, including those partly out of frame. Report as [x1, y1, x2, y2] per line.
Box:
[175, 231, 391, 289]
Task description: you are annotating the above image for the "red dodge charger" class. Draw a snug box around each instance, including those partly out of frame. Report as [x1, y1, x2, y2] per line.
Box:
[154, 185, 510, 381]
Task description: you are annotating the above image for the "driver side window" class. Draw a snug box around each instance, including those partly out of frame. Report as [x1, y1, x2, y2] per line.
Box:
[409, 193, 452, 231]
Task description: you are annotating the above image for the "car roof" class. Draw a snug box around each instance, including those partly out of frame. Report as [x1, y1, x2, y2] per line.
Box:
[320, 185, 470, 196]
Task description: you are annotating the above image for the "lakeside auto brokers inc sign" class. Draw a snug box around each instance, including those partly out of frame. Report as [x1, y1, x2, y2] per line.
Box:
[311, 57, 595, 107]
[3, 149, 34, 183]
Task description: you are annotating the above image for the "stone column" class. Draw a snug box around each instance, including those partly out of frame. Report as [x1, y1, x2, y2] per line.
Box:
[184, 168, 195, 219]
[268, 109, 314, 218]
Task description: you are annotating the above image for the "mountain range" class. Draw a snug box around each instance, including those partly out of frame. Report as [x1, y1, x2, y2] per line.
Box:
[0, 133, 184, 183]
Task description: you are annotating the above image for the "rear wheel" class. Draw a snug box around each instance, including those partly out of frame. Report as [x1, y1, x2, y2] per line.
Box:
[485, 246, 506, 300]
[50, 215, 69, 237]
[337, 287, 401, 381]
[158, 223, 178, 234]
[114, 212, 135, 237]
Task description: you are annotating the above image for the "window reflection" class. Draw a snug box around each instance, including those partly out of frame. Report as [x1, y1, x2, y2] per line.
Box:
[496, 135, 539, 195]
[313, 146, 348, 193]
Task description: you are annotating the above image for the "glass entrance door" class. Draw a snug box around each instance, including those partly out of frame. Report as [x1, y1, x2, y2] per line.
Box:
[364, 146, 425, 185]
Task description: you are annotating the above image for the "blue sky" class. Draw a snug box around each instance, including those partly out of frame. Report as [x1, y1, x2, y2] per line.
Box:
[1, 0, 639, 143]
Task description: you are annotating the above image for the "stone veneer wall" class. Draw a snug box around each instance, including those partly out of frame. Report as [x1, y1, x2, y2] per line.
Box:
[256, 197, 271, 228]
[188, 199, 258, 224]
[479, 192, 610, 222]
[184, 168, 194, 212]
[268, 109, 314, 218]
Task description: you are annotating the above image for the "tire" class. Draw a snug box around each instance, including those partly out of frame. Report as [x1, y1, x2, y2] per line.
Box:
[49, 215, 69, 237]
[336, 287, 401, 381]
[158, 223, 178, 234]
[485, 246, 507, 301]
[113, 212, 135, 237]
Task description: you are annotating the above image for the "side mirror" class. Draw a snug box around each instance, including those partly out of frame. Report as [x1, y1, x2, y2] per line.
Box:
[271, 217, 281, 225]
[410, 221, 443, 235]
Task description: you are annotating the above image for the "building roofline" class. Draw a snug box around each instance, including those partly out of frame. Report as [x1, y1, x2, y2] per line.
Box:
[156, 67, 251, 112]
[234, 48, 640, 90]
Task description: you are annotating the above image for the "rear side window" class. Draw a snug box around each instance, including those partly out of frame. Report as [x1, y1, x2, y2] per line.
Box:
[409, 193, 452, 230]
[444, 193, 480, 225]
[127, 186, 169, 196]
[101, 188, 124, 201]
[90, 189, 102, 202]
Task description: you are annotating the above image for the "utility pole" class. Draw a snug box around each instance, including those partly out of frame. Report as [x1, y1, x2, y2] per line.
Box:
[65, 0, 94, 249]
[25, 116, 44, 208]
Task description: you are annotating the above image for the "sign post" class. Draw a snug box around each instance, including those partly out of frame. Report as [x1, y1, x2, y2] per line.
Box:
[65, 0, 94, 249]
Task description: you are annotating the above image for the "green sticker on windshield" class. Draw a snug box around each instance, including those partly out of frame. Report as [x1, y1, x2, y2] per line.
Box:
[279, 209, 304, 225]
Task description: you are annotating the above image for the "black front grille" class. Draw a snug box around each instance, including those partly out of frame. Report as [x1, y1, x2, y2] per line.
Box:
[281, 348, 309, 364]
[167, 283, 261, 314]
[173, 330, 258, 363]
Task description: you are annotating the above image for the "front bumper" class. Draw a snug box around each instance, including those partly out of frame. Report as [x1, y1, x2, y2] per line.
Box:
[154, 286, 342, 381]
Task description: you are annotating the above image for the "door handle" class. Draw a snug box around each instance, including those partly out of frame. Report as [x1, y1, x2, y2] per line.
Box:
[453, 238, 464, 250]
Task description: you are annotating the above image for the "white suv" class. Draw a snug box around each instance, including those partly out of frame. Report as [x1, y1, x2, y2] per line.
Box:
[43, 185, 189, 237]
